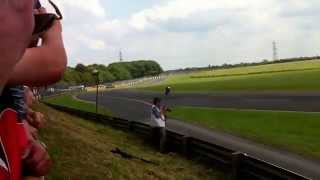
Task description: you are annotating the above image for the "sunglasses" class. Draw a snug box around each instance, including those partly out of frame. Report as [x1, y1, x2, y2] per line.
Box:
[32, 0, 63, 36]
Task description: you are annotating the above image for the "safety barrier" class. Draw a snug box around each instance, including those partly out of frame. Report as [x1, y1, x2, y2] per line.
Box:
[44, 103, 311, 180]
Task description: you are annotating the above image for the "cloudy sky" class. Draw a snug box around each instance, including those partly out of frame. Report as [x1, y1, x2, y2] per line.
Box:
[47, 0, 320, 70]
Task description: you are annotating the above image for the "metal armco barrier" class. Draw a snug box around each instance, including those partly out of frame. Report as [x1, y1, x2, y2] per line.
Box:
[44, 103, 311, 180]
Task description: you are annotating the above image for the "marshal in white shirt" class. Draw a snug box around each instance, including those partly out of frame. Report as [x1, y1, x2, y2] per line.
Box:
[150, 105, 165, 127]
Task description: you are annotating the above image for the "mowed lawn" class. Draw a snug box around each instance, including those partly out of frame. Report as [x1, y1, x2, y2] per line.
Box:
[169, 106, 320, 159]
[44, 94, 112, 115]
[36, 104, 226, 179]
[142, 60, 320, 92]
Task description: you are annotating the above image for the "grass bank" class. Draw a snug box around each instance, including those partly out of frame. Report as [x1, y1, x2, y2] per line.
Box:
[193, 59, 320, 78]
[141, 60, 320, 92]
[169, 106, 320, 159]
[36, 104, 226, 179]
[43, 94, 112, 115]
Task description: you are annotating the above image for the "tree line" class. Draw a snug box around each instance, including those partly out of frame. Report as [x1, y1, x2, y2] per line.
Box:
[58, 60, 163, 87]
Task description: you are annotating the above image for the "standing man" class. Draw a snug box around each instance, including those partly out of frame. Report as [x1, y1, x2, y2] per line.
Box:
[0, 1, 35, 180]
[150, 97, 166, 152]
[0, 0, 67, 179]
[164, 86, 171, 96]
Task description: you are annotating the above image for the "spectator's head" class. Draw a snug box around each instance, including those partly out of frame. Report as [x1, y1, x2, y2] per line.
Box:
[0, 0, 35, 84]
[24, 86, 35, 107]
[153, 97, 161, 107]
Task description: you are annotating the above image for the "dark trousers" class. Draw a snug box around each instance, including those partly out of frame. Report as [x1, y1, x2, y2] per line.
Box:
[151, 127, 166, 152]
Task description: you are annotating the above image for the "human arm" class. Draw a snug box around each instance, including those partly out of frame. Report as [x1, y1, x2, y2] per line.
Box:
[0, 0, 34, 87]
[7, 20, 67, 87]
[152, 106, 162, 119]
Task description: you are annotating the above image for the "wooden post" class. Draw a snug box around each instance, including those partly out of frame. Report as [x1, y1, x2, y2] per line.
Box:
[182, 136, 190, 157]
[159, 128, 167, 153]
[231, 152, 243, 180]
[95, 83, 98, 113]
[128, 121, 134, 131]
[150, 127, 159, 146]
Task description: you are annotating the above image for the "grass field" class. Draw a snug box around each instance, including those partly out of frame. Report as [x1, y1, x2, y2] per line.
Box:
[169, 106, 320, 159]
[44, 94, 112, 115]
[193, 60, 320, 78]
[141, 60, 320, 92]
[35, 104, 226, 179]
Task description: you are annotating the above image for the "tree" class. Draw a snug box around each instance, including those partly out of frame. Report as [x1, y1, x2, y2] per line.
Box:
[59, 60, 163, 85]
[75, 63, 87, 73]
[108, 64, 132, 80]
[100, 70, 116, 82]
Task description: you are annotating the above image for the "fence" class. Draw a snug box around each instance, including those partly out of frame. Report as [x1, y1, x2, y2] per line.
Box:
[44, 103, 311, 180]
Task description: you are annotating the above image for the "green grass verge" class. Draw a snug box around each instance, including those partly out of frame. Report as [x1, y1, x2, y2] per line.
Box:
[168, 106, 320, 159]
[141, 60, 320, 92]
[193, 59, 320, 78]
[35, 104, 226, 179]
[43, 94, 112, 116]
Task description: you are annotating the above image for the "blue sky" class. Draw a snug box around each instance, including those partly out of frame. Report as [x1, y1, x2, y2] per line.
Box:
[53, 0, 320, 70]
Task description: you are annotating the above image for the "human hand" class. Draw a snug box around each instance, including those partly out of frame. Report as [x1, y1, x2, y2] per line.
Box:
[29, 125, 39, 140]
[33, 7, 62, 40]
[33, 112, 46, 129]
[29, 112, 46, 129]
[24, 121, 39, 140]
[23, 141, 52, 177]
[22, 121, 51, 177]
[43, 19, 62, 38]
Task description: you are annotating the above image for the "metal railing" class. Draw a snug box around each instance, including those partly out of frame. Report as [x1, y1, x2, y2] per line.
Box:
[44, 103, 311, 180]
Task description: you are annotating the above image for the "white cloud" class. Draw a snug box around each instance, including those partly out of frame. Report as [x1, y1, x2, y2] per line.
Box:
[57, 0, 320, 69]
[54, 0, 106, 17]
[75, 34, 107, 50]
[127, 0, 268, 30]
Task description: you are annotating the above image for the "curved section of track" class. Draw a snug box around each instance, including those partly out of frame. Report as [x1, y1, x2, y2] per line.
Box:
[80, 90, 320, 121]
[78, 90, 320, 179]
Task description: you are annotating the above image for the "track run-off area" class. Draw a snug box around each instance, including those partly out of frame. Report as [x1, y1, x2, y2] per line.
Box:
[79, 90, 320, 179]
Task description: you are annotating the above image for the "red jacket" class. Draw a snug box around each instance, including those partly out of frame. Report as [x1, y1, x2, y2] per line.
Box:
[0, 109, 28, 180]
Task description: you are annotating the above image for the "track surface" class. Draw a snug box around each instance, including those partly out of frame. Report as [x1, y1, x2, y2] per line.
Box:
[78, 90, 320, 179]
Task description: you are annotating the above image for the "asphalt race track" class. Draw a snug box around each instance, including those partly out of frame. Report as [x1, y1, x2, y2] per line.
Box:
[78, 90, 320, 179]
[80, 90, 320, 120]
